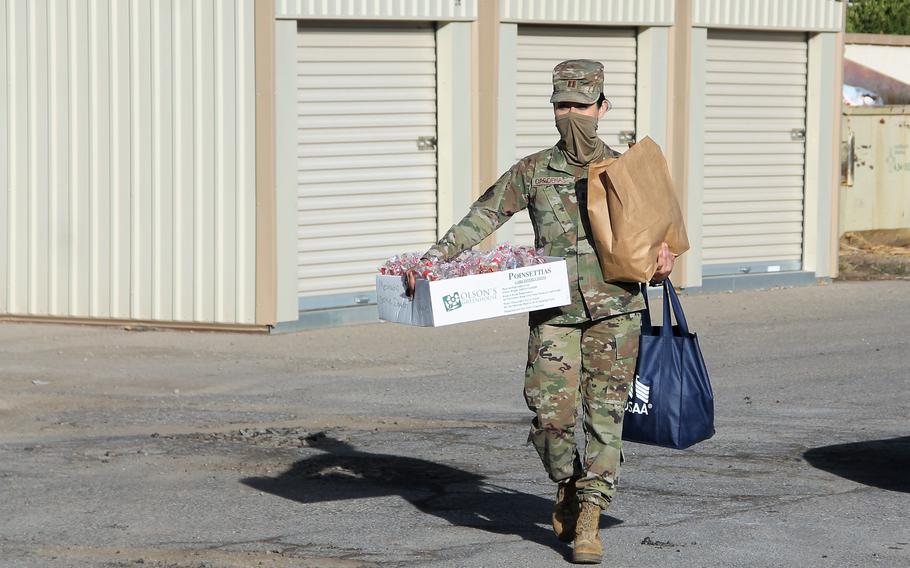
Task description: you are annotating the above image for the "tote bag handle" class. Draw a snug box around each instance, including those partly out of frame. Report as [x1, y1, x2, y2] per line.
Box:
[640, 279, 690, 337]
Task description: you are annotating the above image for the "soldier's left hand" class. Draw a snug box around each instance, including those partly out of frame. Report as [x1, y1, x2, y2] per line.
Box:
[651, 242, 675, 283]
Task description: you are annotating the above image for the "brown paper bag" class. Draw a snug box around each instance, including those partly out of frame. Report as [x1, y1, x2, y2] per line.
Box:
[587, 137, 689, 283]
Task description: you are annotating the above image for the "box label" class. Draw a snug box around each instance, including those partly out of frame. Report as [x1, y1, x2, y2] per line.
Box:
[378, 259, 571, 327]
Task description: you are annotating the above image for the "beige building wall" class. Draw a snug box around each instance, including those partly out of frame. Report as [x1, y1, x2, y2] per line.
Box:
[0, 0, 258, 326]
[0, 0, 847, 331]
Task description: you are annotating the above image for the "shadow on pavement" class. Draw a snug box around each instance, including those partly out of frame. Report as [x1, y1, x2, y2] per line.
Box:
[803, 436, 910, 493]
[242, 435, 622, 557]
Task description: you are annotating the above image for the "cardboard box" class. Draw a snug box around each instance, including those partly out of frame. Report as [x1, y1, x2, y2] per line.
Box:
[377, 258, 571, 327]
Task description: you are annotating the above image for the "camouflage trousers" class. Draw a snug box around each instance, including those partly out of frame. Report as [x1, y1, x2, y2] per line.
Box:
[524, 312, 641, 510]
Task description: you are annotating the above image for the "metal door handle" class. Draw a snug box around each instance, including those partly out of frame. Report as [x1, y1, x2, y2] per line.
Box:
[417, 136, 437, 151]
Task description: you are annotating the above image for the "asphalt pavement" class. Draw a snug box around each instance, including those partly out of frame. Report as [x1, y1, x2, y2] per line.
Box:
[0, 280, 908, 568]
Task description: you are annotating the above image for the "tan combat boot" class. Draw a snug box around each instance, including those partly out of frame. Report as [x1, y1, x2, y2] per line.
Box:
[552, 479, 580, 542]
[572, 501, 603, 564]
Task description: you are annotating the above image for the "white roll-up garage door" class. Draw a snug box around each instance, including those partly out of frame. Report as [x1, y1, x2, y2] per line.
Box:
[507, 26, 637, 247]
[703, 31, 808, 276]
[296, 23, 438, 309]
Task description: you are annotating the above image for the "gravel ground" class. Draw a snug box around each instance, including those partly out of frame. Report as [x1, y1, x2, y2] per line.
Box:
[1, 280, 908, 567]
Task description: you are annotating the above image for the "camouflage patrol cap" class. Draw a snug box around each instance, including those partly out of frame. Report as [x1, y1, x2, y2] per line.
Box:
[550, 59, 604, 104]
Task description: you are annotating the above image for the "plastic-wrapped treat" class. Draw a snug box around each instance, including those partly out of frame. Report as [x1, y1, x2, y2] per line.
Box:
[378, 243, 547, 280]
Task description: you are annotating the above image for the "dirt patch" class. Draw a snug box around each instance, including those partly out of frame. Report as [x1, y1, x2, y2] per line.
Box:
[177, 427, 332, 449]
[838, 230, 910, 280]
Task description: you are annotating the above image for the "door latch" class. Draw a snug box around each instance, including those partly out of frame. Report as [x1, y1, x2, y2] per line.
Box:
[791, 128, 806, 141]
[618, 130, 636, 145]
[417, 136, 437, 151]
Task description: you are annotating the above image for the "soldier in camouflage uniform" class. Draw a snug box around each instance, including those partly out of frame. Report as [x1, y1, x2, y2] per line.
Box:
[408, 60, 675, 564]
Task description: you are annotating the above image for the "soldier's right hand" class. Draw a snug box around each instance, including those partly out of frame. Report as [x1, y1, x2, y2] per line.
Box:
[405, 268, 419, 300]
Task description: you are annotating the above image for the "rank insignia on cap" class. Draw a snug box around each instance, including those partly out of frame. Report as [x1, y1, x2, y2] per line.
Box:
[550, 59, 604, 105]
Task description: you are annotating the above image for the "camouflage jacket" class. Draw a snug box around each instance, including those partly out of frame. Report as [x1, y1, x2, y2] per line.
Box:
[425, 140, 645, 325]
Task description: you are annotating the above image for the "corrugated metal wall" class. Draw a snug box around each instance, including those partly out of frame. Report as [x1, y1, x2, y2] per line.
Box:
[500, 0, 674, 25]
[276, 0, 477, 21]
[0, 0, 257, 324]
[693, 0, 842, 31]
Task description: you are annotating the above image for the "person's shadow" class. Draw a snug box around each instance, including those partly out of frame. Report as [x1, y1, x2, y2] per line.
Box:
[803, 436, 910, 493]
[242, 434, 622, 557]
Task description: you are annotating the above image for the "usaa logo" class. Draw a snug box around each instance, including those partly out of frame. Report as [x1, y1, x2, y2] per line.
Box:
[625, 376, 653, 415]
[442, 292, 463, 312]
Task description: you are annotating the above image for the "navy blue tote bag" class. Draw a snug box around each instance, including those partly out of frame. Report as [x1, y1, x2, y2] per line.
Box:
[622, 279, 715, 449]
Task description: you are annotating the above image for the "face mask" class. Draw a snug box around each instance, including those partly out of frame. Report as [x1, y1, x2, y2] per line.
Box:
[555, 112, 603, 166]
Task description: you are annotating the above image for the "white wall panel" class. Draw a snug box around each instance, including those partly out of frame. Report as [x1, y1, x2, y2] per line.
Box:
[501, 0, 674, 25]
[215, 0, 237, 323]
[0, 0, 257, 324]
[110, 0, 130, 317]
[277, 0, 477, 21]
[9, 1, 28, 314]
[130, 0, 153, 318]
[0, 0, 6, 315]
[173, 0, 193, 320]
[236, 0, 256, 325]
[194, 0, 217, 323]
[29, 0, 48, 315]
[693, 0, 842, 31]
[152, 0, 174, 320]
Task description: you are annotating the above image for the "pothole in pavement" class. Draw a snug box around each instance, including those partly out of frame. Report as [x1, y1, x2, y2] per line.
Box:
[174, 427, 332, 449]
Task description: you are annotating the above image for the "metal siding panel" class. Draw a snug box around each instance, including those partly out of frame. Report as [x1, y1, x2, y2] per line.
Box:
[152, 0, 174, 320]
[501, 0, 673, 25]
[296, 24, 438, 299]
[8, 1, 27, 313]
[90, 0, 112, 318]
[236, 0, 256, 324]
[0, 0, 9, 314]
[703, 30, 808, 275]
[110, 0, 130, 318]
[215, 0, 237, 322]
[29, 0, 50, 315]
[277, 0, 477, 21]
[70, 0, 92, 316]
[130, 0, 152, 319]
[507, 25, 636, 246]
[173, 0, 194, 321]
[48, 0, 70, 315]
[694, 0, 842, 31]
[0, 0, 255, 325]
[194, 0, 216, 322]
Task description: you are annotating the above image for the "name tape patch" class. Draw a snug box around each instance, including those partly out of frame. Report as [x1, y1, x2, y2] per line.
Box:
[533, 176, 573, 186]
